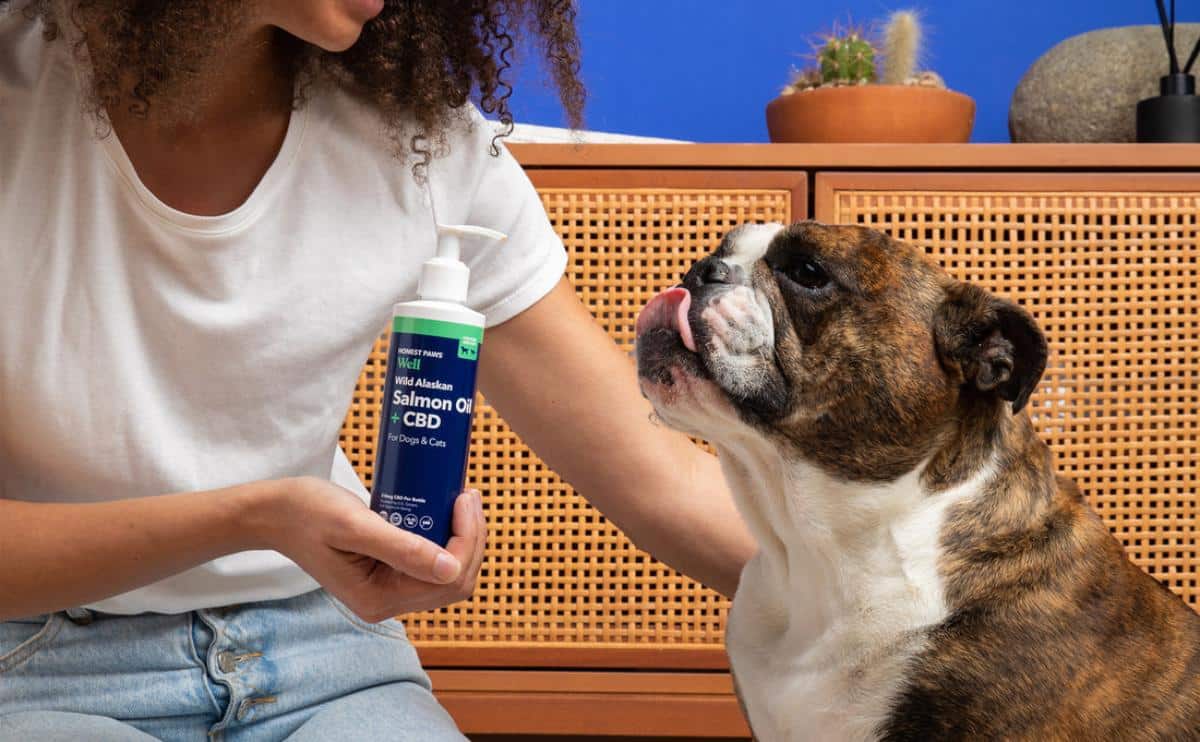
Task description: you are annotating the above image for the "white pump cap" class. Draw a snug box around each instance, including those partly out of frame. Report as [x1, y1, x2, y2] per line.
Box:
[417, 224, 507, 303]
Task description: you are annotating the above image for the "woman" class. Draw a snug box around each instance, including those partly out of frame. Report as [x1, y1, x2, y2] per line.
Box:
[0, 1, 754, 739]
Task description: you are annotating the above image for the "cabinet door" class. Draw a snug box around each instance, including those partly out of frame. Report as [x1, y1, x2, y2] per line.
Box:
[817, 172, 1200, 609]
[340, 170, 805, 669]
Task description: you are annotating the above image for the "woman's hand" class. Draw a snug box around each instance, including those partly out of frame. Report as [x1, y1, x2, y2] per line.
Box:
[0, 477, 486, 622]
[253, 478, 486, 622]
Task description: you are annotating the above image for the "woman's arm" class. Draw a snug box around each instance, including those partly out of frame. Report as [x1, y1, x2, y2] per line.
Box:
[0, 479, 485, 622]
[479, 278, 756, 597]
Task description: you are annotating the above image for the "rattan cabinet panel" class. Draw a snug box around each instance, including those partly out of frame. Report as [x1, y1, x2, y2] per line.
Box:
[817, 172, 1200, 608]
[339, 172, 804, 667]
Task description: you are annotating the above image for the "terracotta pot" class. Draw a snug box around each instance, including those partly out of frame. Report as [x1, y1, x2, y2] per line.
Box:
[765, 85, 975, 143]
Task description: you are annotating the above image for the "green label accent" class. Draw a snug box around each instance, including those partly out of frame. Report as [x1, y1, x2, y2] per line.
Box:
[457, 336, 479, 360]
[393, 316, 484, 346]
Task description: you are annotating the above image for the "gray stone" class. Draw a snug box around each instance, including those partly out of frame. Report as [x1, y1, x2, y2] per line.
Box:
[1009, 24, 1200, 142]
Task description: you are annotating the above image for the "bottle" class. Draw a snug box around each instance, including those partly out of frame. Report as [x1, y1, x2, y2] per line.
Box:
[370, 224, 506, 546]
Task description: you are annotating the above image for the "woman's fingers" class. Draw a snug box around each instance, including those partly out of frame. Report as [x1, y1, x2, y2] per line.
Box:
[330, 489, 487, 620]
[366, 573, 462, 615]
[463, 489, 487, 579]
[335, 508, 461, 584]
[444, 489, 485, 568]
[443, 490, 487, 595]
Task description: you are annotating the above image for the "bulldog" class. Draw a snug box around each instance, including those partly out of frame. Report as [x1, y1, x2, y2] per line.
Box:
[634, 221, 1200, 741]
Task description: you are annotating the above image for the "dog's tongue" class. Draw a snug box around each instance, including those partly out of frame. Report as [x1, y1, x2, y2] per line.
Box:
[636, 287, 696, 352]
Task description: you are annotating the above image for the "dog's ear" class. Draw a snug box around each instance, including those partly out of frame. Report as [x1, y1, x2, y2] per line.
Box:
[934, 282, 1047, 414]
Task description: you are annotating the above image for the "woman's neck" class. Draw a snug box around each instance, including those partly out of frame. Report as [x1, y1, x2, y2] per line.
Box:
[102, 26, 296, 217]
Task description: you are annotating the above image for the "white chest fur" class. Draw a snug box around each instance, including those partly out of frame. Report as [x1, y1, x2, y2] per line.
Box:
[720, 440, 994, 742]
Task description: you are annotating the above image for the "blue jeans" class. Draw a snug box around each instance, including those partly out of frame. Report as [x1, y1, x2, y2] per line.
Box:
[0, 589, 465, 741]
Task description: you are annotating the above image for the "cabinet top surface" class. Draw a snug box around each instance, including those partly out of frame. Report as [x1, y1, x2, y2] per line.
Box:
[508, 143, 1200, 169]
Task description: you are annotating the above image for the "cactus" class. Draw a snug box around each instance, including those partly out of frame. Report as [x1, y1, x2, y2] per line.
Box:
[818, 31, 876, 85]
[781, 11, 947, 95]
[880, 10, 921, 85]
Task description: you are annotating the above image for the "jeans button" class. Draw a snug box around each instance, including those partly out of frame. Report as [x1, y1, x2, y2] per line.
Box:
[236, 696, 277, 721]
[216, 650, 238, 673]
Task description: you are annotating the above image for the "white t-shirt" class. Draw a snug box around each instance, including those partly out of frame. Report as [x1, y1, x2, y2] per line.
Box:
[0, 13, 567, 614]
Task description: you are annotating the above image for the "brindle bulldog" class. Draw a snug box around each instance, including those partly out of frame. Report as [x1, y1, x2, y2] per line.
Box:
[634, 221, 1200, 741]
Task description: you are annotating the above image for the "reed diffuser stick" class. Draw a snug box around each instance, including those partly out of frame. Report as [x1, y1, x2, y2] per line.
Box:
[1171, 0, 1176, 56]
[1185, 35, 1200, 74]
[1156, 0, 1181, 73]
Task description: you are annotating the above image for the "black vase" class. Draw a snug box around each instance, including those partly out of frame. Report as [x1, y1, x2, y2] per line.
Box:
[1136, 73, 1200, 142]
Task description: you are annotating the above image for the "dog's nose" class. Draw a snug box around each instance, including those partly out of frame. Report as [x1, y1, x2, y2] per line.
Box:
[695, 257, 738, 285]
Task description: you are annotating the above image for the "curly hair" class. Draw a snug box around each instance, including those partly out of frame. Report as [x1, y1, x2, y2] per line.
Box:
[9, 0, 585, 164]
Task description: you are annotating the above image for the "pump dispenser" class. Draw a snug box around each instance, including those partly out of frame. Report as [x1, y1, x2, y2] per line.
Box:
[418, 225, 506, 302]
[370, 224, 506, 546]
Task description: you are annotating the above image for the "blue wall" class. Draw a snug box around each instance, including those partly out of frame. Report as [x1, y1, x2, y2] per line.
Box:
[507, 1, 1160, 143]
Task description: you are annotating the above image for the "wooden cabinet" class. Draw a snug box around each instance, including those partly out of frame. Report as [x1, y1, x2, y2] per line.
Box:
[339, 145, 1200, 738]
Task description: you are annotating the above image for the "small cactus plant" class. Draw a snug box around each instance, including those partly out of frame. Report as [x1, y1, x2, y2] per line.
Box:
[767, 8, 972, 143]
[818, 31, 876, 85]
[779, 10, 947, 95]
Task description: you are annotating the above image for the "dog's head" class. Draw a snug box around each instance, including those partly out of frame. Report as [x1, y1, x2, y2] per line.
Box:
[635, 221, 1048, 482]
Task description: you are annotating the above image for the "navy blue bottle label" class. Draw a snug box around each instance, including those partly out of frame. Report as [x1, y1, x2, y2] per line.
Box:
[370, 316, 481, 547]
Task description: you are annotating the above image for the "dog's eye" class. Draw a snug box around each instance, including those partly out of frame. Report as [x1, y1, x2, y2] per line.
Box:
[781, 259, 830, 290]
